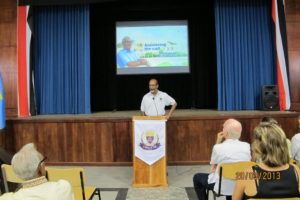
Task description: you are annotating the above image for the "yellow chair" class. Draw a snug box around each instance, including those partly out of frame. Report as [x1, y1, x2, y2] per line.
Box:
[290, 159, 297, 164]
[1, 164, 24, 193]
[45, 167, 100, 200]
[209, 161, 256, 200]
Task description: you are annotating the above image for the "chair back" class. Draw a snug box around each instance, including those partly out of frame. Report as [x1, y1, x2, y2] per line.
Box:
[216, 161, 256, 196]
[46, 167, 90, 200]
[1, 164, 24, 192]
[46, 167, 85, 187]
[219, 161, 256, 179]
[290, 159, 297, 164]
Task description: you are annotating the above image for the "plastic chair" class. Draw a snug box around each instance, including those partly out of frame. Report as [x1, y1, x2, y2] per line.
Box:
[46, 167, 100, 200]
[208, 161, 256, 200]
[1, 164, 24, 193]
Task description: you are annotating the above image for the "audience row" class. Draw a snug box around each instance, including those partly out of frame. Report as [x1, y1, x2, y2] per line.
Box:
[193, 116, 300, 200]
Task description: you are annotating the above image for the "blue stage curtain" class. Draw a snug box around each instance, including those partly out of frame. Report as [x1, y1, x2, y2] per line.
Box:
[34, 5, 90, 114]
[215, 0, 276, 110]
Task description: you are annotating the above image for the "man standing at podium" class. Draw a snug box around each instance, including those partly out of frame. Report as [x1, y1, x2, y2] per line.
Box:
[140, 79, 177, 119]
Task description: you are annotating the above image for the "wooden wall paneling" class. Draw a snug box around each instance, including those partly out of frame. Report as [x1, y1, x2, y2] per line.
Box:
[56, 123, 68, 162]
[288, 50, 300, 110]
[82, 122, 98, 163]
[167, 120, 190, 163]
[276, 117, 299, 138]
[0, 0, 18, 117]
[286, 0, 300, 110]
[95, 122, 114, 163]
[13, 122, 35, 151]
[112, 121, 132, 163]
[4, 113, 300, 165]
[35, 123, 60, 162]
[189, 120, 222, 163]
[0, 121, 14, 153]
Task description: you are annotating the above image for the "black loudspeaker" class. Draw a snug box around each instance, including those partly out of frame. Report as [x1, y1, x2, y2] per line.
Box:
[262, 85, 280, 111]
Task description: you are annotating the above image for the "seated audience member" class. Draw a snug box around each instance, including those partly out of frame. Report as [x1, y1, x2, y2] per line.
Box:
[193, 119, 251, 200]
[260, 117, 292, 158]
[233, 123, 300, 200]
[261, 116, 278, 124]
[0, 143, 74, 200]
[291, 115, 300, 164]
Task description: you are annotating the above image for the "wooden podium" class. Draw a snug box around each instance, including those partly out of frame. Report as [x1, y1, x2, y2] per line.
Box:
[132, 116, 168, 187]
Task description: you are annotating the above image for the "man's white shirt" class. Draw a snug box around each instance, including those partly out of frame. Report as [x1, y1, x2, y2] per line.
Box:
[140, 90, 176, 116]
[291, 133, 300, 163]
[0, 177, 74, 200]
[208, 139, 251, 196]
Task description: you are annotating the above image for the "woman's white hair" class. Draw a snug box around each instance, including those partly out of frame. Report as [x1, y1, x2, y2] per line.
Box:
[11, 143, 42, 180]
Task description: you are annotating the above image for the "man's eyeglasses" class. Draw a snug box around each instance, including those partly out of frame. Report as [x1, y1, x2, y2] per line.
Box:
[39, 156, 47, 165]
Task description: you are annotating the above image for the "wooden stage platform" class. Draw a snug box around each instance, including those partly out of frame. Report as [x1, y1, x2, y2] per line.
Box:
[1, 109, 299, 166]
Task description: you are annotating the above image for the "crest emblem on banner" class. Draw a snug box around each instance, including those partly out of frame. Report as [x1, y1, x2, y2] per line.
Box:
[134, 120, 166, 165]
[140, 130, 160, 150]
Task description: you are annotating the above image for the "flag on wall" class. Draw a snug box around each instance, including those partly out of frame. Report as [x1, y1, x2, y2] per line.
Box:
[272, 0, 291, 110]
[18, 6, 31, 116]
[0, 74, 5, 129]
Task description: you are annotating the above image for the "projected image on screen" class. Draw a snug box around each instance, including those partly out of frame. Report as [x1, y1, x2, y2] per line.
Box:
[116, 20, 190, 75]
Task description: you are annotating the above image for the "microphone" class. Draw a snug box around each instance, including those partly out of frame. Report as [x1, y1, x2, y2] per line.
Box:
[152, 97, 159, 116]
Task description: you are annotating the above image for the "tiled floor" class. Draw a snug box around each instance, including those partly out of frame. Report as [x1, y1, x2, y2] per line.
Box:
[68, 165, 227, 200]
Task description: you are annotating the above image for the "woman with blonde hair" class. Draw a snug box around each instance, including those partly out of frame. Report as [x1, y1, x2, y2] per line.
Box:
[260, 117, 292, 158]
[233, 123, 300, 200]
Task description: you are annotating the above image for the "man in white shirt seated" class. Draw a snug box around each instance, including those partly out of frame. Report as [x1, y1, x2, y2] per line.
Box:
[193, 119, 251, 200]
[0, 143, 74, 200]
[140, 79, 177, 119]
[291, 115, 300, 165]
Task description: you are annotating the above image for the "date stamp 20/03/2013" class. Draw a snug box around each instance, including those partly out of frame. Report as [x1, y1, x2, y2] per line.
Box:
[235, 171, 281, 180]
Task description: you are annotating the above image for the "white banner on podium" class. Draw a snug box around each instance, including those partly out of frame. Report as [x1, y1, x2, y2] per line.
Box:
[134, 120, 166, 165]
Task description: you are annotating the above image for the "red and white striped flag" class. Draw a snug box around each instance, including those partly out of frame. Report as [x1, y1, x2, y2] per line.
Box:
[272, 0, 291, 110]
[17, 6, 31, 116]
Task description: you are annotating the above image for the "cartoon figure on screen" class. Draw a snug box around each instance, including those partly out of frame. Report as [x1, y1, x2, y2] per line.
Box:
[117, 36, 149, 68]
